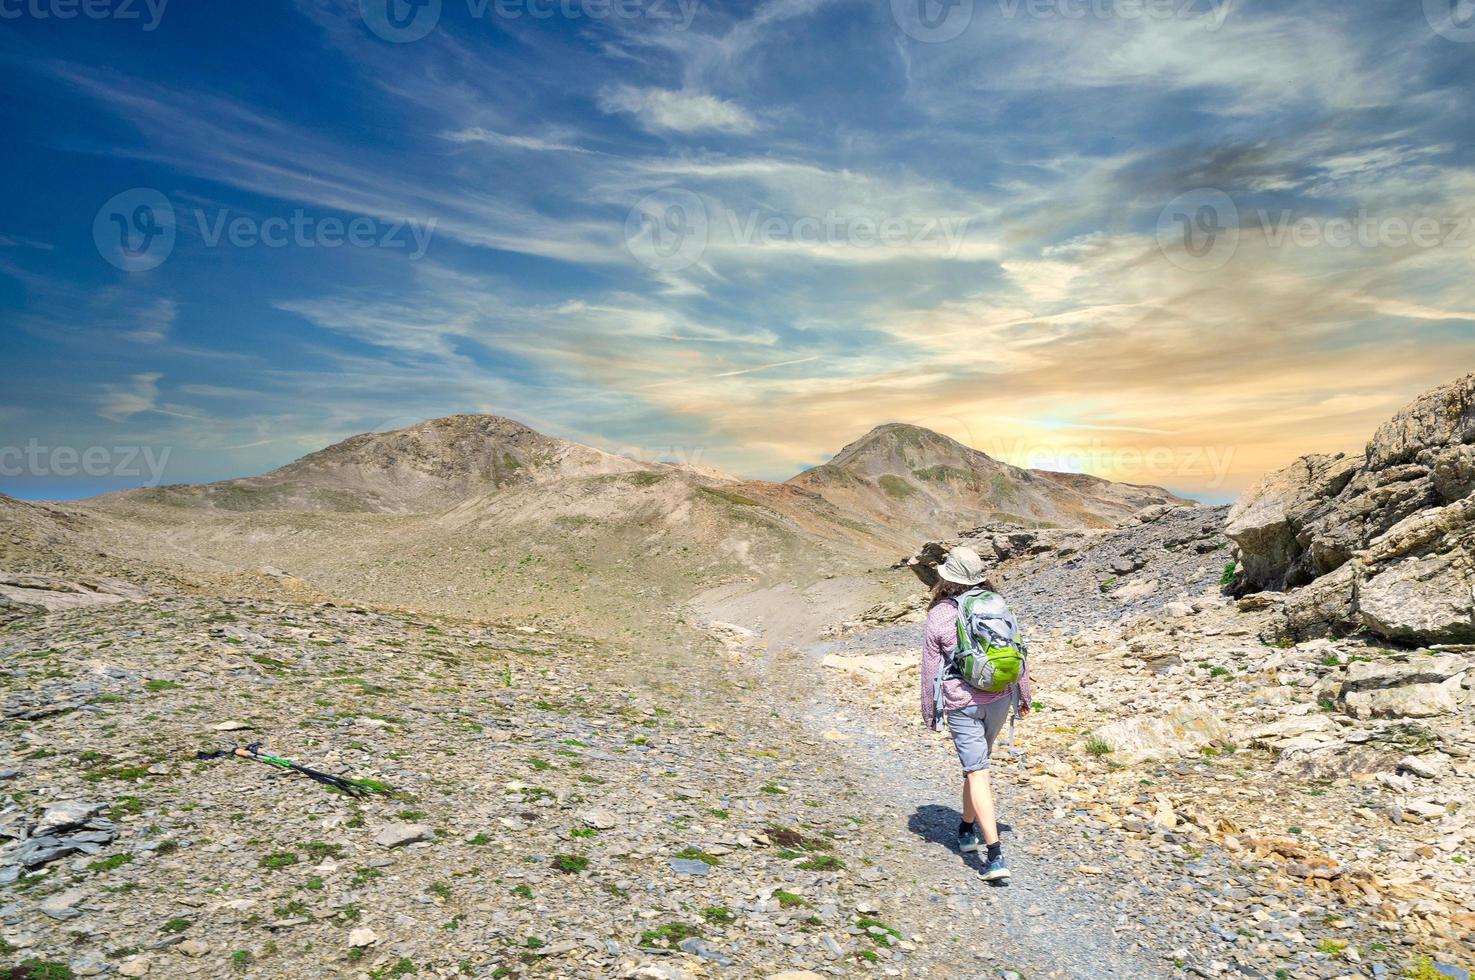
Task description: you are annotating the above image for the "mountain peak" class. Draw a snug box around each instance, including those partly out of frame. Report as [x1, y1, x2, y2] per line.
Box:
[828, 422, 987, 466]
[790, 421, 1188, 534]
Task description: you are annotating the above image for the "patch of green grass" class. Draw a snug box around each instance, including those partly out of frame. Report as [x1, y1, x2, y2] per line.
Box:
[796, 855, 845, 872]
[639, 922, 701, 949]
[428, 882, 452, 899]
[570, 827, 597, 839]
[855, 916, 901, 946]
[674, 846, 721, 866]
[510, 884, 533, 900]
[1317, 939, 1347, 956]
[231, 950, 252, 971]
[88, 852, 134, 873]
[774, 890, 809, 909]
[469, 832, 490, 846]
[83, 764, 151, 783]
[701, 906, 736, 924]
[161, 917, 192, 934]
[1405, 956, 1445, 980]
[5, 962, 75, 980]
[552, 854, 588, 874]
[760, 782, 785, 794]
[304, 841, 345, 860]
[1085, 735, 1113, 757]
[369, 958, 418, 978]
[1209, 666, 1230, 678]
[274, 899, 308, 917]
[258, 851, 299, 870]
[351, 866, 383, 885]
[1219, 562, 1236, 586]
[143, 679, 180, 693]
[877, 475, 917, 499]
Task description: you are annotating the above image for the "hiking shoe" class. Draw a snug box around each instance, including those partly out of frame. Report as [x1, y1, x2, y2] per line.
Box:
[957, 827, 981, 853]
[981, 855, 1011, 882]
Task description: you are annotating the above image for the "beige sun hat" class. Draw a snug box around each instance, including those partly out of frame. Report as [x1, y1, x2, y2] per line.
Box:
[937, 547, 989, 586]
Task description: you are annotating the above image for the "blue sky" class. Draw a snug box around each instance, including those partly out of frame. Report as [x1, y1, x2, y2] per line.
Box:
[2, 0, 1474, 502]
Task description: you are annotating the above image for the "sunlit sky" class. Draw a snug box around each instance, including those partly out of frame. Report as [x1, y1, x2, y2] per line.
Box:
[3, 0, 1474, 502]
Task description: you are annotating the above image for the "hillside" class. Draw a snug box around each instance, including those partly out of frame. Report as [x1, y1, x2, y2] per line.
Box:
[103, 416, 683, 515]
[789, 422, 1191, 537]
[65, 416, 1184, 631]
[5, 383, 1475, 980]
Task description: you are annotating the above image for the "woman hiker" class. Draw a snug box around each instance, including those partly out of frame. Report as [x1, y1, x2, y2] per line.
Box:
[920, 546, 1032, 882]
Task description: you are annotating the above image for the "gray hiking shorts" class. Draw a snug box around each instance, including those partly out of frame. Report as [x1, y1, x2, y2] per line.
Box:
[946, 699, 1010, 774]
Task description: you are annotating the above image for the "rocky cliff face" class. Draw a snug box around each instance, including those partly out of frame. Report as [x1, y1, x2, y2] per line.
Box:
[1226, 373, 1475, 643]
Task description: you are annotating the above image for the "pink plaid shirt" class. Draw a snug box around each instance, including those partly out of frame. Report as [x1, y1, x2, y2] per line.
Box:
[920, 597, 1032, 731]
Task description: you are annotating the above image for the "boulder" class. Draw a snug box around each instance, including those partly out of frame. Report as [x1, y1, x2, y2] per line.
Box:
[35, 800, 106, 836]
[1343, 677, 1465, 719]
[1090, 706, 1231, 763]
[1340, 655, 1468, 693]
[373, 823, 434, 848]
[1226, 453, 1361, 591]
[1229, 374, 1475, 643]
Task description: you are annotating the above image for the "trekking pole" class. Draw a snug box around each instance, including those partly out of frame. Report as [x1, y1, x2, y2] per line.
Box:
[195, 742, 385, 798]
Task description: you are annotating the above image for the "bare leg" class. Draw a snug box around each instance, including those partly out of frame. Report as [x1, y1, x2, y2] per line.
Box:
[963, 769, 999, 845]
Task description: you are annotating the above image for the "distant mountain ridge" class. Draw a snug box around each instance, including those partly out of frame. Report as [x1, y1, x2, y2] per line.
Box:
[95, 416, 1191, 535]
[789, 422, 1191, 536]
[105, 415, 721, 515]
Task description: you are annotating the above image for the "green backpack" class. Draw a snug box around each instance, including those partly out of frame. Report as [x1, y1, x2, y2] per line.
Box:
[949, 589, 1027, 694]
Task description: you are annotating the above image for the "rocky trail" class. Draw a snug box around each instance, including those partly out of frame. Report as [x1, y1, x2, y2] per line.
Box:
[6, 376, 1475, 979]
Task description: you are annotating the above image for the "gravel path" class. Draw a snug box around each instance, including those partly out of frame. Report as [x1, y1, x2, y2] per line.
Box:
[739, 619, 1173, 979]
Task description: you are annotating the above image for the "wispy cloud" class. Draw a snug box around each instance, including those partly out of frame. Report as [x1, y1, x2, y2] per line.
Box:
[98, 372, 163, 421]
[597, 85, 760, 134]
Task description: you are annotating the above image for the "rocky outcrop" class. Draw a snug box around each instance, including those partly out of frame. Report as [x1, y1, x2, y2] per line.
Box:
[1227, 374, 1475, 643]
